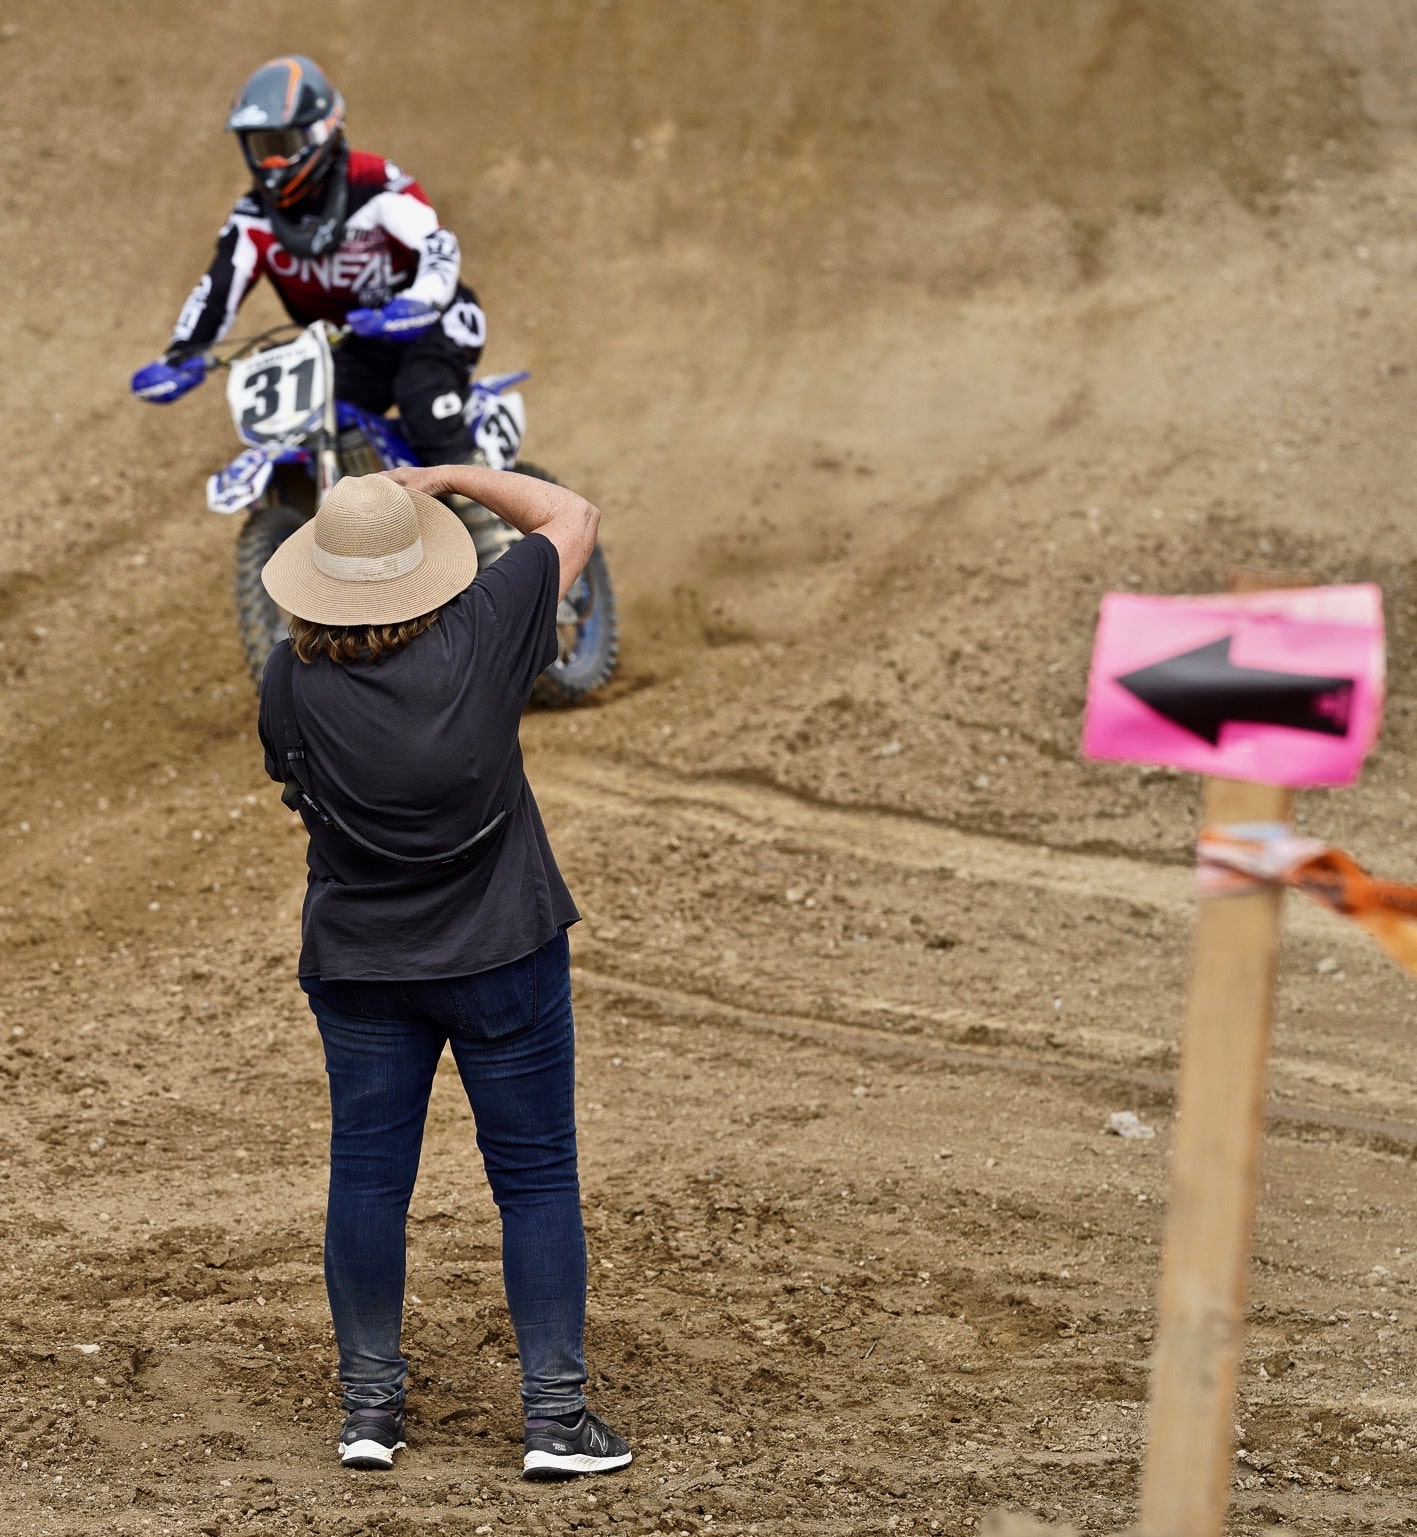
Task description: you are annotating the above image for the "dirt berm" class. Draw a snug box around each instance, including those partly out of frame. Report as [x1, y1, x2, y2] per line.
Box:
[1, 3, 1415, 1534]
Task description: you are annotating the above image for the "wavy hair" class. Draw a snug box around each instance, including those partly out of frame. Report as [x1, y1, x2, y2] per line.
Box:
[287, 608, 442, 665]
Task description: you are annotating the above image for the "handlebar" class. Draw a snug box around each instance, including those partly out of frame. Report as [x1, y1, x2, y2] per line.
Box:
[201, 320, 352, 372]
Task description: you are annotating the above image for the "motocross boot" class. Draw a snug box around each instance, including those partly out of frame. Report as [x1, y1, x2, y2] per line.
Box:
[438, 447, 522, 571]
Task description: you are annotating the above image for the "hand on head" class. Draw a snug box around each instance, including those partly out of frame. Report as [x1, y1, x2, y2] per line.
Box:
[380, 465, 452, 498]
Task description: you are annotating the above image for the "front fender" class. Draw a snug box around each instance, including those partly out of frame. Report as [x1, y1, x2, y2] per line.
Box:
[206, 445, 310, 515]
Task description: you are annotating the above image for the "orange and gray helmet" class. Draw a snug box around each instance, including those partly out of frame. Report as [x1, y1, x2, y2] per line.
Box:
[228, 55, 345, 209]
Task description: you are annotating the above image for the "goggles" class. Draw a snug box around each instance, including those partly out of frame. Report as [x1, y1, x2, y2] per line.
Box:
[243, 127, 313, 167]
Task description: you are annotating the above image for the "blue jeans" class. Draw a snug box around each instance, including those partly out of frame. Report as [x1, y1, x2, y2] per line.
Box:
[301, 930, 587, 1418]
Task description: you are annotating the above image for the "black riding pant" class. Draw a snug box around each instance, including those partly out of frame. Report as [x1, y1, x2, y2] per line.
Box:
[334, 315, 483, 464]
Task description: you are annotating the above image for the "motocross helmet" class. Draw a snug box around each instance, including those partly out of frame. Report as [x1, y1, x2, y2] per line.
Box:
[228, 56, 345, 210]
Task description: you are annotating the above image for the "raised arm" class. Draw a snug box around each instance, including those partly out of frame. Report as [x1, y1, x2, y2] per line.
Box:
[383, 464, 601, 601]
[168, 198, 266, 354]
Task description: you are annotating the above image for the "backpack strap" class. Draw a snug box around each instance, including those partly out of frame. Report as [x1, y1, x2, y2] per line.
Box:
[271, 642, 509, 868]
[272, 640, 322, 820]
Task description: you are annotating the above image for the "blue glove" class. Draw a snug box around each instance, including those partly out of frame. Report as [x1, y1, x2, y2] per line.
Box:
[347, 297, 439, 341]
[131, 354, 207, 403]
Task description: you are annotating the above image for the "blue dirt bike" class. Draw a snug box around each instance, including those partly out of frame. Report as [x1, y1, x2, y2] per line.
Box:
[132, 318, 618, 702]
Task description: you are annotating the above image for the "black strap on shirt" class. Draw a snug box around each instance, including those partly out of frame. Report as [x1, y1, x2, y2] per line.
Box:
[271, 642, 509, 868]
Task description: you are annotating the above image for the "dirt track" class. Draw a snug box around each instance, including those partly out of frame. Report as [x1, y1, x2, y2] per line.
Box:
[3, 4, 1417, 1534]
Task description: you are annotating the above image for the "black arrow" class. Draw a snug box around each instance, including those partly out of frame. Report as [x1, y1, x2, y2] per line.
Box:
[1116, 636, 1354, 746]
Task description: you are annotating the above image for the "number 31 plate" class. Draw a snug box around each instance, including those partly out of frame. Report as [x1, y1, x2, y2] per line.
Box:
[227, 330, 329, 447]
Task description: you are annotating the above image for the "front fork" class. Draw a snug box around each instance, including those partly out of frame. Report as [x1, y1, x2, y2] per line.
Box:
[312, 320, 341, 497]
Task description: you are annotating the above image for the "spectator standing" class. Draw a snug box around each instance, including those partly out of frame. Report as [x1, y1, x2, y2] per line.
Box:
[257, 467, 630, 1480]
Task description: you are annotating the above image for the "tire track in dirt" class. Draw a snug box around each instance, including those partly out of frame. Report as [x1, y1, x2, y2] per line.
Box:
[533, 751, 1367, 944]
[571, 966, 1417, 1154]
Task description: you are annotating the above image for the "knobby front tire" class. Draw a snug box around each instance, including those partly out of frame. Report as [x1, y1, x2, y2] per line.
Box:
[235, 500, 306, 688]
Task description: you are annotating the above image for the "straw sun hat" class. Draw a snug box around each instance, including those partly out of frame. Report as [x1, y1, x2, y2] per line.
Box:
[261, 474, 478, 627]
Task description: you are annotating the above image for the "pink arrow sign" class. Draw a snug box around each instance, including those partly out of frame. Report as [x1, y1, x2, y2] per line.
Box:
[1083, 585, 1384, 787]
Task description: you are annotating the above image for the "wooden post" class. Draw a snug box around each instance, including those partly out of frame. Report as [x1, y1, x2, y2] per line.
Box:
[1138, 571, 1306, 1537]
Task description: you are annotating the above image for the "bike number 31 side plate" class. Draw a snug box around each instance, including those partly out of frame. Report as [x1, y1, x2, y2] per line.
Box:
[469, 389, 526, 470]
[227, 330, 330, 447]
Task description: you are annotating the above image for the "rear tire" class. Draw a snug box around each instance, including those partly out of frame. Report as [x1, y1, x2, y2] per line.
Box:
[235, 500, 306, 687]
[514, 461, 620, 707]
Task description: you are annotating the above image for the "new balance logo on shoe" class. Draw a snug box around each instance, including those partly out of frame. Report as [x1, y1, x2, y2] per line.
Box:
[523, 1409, 632, 1481]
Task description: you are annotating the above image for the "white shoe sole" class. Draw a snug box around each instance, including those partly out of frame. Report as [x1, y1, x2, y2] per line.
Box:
[523, 1448, 633, 1479]
[340, 1437, 406, 1469]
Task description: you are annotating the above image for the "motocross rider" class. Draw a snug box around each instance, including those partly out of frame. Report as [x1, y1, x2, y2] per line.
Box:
[131, 55, 486, 466]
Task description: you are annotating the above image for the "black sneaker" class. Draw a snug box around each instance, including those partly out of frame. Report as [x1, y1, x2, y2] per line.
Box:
[338, 1407, 407, 1469]
[523, 1409, 632, 1480]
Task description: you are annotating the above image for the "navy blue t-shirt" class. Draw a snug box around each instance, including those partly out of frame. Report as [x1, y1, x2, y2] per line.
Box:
[257, 532, 578, 980]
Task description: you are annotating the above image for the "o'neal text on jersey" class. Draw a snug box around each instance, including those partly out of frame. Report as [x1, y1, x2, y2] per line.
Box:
[267, 245, 400, 301]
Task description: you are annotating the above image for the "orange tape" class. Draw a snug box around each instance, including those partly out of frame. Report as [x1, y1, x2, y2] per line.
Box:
[1198, 823, 1417, 977]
